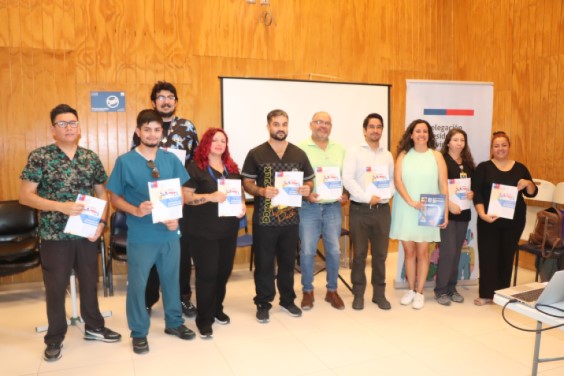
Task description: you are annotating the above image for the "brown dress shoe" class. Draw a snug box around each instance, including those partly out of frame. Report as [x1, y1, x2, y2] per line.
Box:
[301, 291, 314, 310]
[325, 291, 345, 310]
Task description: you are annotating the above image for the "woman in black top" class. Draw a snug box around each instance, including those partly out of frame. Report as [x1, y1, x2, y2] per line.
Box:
[435, 129, 475, 306]
[184, 128, 246, 338]
[472, 131, 537, 306]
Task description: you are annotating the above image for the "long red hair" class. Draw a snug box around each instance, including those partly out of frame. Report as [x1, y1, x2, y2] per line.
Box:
[194, 128, 239, 174]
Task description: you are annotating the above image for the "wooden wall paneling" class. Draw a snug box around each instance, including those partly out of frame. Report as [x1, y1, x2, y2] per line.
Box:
[53, 0, 74, 51]
[144, 0, 165, 84]
[160, 0, 185, 84]
[93, 1, 119, 84]
[0, 1, 9, 47]
[113, 0, 129, 84]
[6, 47, 25, 201]
[0, 48, 10, 201]
[558, 0, 564, 55]
[7, 0, 22, 48]
[20, 0, 41, 50]
[74, 0, 96, 84]
[554, 57, 564, 184]
[264, 0, 293, 62]
[534, 0, 546, 58]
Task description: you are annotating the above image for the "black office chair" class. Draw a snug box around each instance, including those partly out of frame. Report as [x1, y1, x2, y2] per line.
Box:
[236, 215, 254, 271]
[106, 211, 128, 296]
[0, 200, 40, 277]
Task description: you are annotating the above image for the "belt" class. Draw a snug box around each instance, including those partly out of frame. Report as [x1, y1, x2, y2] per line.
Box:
[350, 201, 389, 209]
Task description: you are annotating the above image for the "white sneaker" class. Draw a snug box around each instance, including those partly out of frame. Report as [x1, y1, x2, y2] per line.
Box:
[412, 293, 425, 310]
[400, 290, 416, 305]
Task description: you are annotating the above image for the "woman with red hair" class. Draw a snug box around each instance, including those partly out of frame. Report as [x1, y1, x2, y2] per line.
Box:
[183, 127, 246, 338]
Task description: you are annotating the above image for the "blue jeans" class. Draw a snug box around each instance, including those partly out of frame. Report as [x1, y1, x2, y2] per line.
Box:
[298, 201, 342, 292]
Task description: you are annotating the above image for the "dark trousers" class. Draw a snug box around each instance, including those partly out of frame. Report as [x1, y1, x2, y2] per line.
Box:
[41, 239, 104, 344]
[349, 203, 391, 299]
[252, 224, 299, 309]
[145, 215, 193, 307]
[477, 219, 524, 299]
[190, 234, 237, 331]
[435, 220, 469, 295]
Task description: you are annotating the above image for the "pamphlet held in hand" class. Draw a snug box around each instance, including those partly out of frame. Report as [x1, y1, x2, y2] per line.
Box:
[487, 183, 517, 219]
[64, 194, 107, 238]
[418, 194, 446, 227]
[148, 178, 183, 223]
[271, 171, 304, 208]
[218, 178, 242, 217]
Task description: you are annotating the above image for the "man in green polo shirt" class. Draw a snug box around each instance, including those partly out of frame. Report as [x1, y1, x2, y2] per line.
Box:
[298, 111, 348, 310]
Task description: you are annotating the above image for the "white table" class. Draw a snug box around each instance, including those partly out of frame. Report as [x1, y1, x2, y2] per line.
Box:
[494, 294, 564, 375]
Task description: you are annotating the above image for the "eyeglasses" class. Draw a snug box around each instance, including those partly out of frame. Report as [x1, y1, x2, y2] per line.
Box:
[313, 120, 332, 126]
[53, 121, 80, 128]
[147, 160, 160, 179]
[155, 95, 176, 101]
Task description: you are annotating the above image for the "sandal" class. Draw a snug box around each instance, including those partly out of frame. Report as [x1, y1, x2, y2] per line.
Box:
[473, 298, 493, 306]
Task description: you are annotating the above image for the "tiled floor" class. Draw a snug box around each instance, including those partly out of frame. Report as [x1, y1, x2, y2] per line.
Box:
[1, 253, 564, 376]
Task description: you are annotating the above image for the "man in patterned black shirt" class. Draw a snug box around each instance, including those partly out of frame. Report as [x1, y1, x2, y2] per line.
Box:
[242, 109, 314, 323]
[20, 104, 121, 362]
[131, 81, 199, 318]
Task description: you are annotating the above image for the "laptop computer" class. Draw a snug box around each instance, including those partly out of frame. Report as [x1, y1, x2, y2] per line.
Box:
[496, 270, 564, 309]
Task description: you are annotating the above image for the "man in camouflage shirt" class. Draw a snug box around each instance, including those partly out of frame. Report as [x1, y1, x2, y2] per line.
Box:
[20, 104, 121, 362]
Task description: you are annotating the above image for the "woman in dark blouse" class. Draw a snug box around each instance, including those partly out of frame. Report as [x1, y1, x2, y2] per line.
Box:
[472, 131, 537, 306]
[184, 128, 246, 338]
[435, 129, 475, 306]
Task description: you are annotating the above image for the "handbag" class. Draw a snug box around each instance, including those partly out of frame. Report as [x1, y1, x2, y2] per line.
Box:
[528, 207, 563, 257]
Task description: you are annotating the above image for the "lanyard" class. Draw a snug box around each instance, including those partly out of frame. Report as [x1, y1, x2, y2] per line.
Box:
[207, 165, 228, 182]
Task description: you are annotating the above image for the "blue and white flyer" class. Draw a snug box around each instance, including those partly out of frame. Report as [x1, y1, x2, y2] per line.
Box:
[217, 178, 242, 217]
[64, 194, 107, 238]
[487, 183, 517, 219]
[148, 178, 183, 223]
[314, 166, 342, 201]
[364, 165, 391, 199]
[418, 194, 446, 227]
[448, 178, 471, 210]
[271, 171, 304, 208]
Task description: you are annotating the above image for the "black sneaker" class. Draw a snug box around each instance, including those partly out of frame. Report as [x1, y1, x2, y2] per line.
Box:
[215, 312, 230, 325]
[44, 342, 62, 362]
[280, 303, 302, 317]
[164, 324, 196, 340]
[132, 337, 149, 354]
[256, 307, 270, 323]
[84, 326, 122, 342]
[199, 327, 213, 339]
[181, 300, 197, 318]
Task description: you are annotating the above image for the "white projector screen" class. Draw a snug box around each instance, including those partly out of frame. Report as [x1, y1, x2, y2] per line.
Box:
[220, 77, 391, 169]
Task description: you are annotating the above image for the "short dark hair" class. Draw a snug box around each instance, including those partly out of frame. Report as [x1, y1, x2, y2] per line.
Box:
[267, 109, 289, 123]
[150, 81, 178, 101]
[136, 109, 164, 128]
[363, 113, 384, 129]
[50, 104, 78, 124]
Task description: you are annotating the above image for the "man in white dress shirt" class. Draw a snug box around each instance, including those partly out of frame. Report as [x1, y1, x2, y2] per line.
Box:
[342, 113, 395, 310]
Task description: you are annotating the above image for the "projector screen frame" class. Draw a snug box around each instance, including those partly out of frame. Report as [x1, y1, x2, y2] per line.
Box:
[220, 76, 391, 173]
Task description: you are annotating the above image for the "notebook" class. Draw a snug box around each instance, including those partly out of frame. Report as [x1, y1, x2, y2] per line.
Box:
[495, 270, 564, 308]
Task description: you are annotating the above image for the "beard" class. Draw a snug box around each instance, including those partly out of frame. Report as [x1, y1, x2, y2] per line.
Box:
[157, 107, 175, 119]
[270, 131, 287, 141]
[140, 139, 160, 148]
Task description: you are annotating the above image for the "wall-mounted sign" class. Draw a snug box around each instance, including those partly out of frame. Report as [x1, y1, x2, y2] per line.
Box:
[91, 91, 126, 112]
